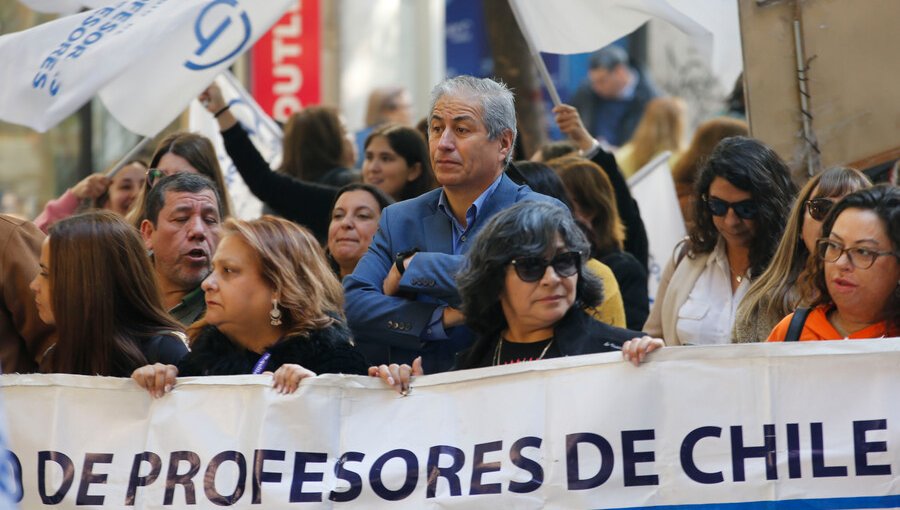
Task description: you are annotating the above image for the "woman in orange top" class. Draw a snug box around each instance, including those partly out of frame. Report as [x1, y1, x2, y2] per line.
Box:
[768, 185, 900, 341]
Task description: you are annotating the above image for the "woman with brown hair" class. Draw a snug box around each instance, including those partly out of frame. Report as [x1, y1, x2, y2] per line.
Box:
[282, 106, 358, 187]
[768, 185, 900, 341]
[361, 124, 436, 201]
[127, 132, 233, 227]
[29, 211, 188, 376]
[133, 215, 368, 397]
[551, 157, 649, 331]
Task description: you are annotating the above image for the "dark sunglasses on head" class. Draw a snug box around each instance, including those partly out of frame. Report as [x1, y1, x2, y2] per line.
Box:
[146, 168, 165, 188]
[806, 197, 835, 222]
[704, 196, 759, 220]
[509, 251, 581, 282]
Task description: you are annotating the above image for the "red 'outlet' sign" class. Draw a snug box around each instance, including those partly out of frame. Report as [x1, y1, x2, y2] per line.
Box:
[251, 0, 320, 122]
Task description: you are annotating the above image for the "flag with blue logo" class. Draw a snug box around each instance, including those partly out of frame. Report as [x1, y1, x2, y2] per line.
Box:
[0, 0, 295, 137]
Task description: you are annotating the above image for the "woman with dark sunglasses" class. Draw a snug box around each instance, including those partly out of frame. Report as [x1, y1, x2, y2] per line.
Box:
[644, 137, 796, 346]
[768, 185, 900, 341]
[369, 202, 662, 392]
[733, 167, 871, 342]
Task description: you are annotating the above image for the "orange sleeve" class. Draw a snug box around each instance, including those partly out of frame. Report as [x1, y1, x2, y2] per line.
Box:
[766, 313, 793, 342]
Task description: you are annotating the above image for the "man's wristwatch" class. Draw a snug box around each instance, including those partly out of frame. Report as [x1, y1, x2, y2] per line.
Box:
[394, 248, 419, 275]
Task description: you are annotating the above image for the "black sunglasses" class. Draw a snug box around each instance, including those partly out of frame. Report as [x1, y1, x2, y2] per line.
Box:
[704, 196, 758, 220]
[509, 251, 581, 282]
[806, 197, 835, 222]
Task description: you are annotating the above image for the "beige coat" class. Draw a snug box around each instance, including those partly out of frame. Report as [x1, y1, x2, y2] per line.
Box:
[0, 215, 55, 373]
[643, 248, 711, 346]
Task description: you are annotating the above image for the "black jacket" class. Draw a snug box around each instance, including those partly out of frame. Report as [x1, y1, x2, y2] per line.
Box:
[456, 307, 642, 370]
[599, 250, 649, 331]
[178, 322, 368, 377]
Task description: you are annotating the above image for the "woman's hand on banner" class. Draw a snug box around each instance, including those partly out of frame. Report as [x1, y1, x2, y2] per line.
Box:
[131, 363, 179, 398]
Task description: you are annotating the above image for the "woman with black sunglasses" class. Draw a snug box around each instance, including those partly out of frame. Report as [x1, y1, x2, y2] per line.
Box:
[733, 167, 871, 342]
[644, 137, 796, 346]
[768, 185, 900, 341]
[369, 202, 662, 392]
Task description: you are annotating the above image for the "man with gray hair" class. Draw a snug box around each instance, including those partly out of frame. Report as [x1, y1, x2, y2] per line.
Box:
[344, 75, 561, 373]
[570, 45, 659, 147]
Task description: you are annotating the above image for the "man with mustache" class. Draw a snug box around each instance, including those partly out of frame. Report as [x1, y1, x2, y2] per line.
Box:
[344, 75, 560, 373]
[140, 173, 223, 326]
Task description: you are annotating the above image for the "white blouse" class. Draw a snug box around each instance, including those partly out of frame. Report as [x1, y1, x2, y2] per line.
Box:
[675, 239, 750, 345]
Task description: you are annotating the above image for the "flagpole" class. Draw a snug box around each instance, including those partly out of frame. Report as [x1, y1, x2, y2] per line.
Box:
[105, 136, 152, 178]
[507, 0, 562, 107]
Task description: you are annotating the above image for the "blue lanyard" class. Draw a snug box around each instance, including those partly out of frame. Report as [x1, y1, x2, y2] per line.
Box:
[252, 352, 272, 374]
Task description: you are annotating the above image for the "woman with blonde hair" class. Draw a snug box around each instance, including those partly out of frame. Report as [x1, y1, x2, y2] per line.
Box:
[133, 215, 368, 397]
[615, 97, 686, 178]
[30, 211, 188, 376]
[127, 132, 233, 228]
[733, 167, 871, 342]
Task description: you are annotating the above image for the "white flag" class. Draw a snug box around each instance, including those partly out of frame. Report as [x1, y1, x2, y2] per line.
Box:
[188, 72, 283, 220]
[0, 0, 294, 137]
[627, 151, 685, 304]
[17, 0, 108, 15]
[508, 0, 711, 56]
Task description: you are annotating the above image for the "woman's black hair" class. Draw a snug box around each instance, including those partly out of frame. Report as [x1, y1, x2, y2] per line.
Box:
[512, 161, 574, 210]
[690, 136, 796, 278]
[455, 201, 603, 368]
[330, 182, 395, 212]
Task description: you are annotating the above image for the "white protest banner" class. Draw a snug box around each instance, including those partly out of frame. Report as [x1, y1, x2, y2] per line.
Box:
[507, 0, 711, 56]
[2, 339, 898, 508]
[628, 151, 685, 303]
[0, 0, 294, 137]
[188, 72, 282, 220]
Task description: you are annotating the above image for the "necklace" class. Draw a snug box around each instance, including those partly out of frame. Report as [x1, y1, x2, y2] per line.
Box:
[730, 267, 746, 283]
[493, 336, 555, 366]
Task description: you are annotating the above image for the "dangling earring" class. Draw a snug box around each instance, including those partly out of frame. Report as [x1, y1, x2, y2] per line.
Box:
[269, 298, 283, 326]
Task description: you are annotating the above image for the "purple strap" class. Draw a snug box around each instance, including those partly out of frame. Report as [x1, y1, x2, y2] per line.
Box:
[252, 352, 272, 374]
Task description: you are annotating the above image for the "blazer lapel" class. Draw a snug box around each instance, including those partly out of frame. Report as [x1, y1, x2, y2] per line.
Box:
[422, 209, 454, 254]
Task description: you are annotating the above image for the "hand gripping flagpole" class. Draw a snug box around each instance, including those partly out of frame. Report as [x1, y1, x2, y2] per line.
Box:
[507, 0, 563, 107]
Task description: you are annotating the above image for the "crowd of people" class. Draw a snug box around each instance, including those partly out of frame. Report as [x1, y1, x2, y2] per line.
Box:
[2, 57, 897, 397]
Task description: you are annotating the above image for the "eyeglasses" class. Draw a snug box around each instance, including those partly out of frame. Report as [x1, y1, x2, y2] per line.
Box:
[704, 196, 758, 220]
[806, 197, 835, 222]
[146, 168, 165, 188]
[816, 238, 900, 269]
[509, 251, 581, 282]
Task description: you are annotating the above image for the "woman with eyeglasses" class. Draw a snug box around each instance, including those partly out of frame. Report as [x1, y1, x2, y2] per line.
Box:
[369, 202, 662, 393]
[644, 136, 796, 346]
[767, 185, 900, 341]
[733, 167, 871, 342]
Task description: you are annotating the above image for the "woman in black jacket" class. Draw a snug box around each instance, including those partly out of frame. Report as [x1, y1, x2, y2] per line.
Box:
[369, 202, 662, 392]
[133, 215, 368, 397]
